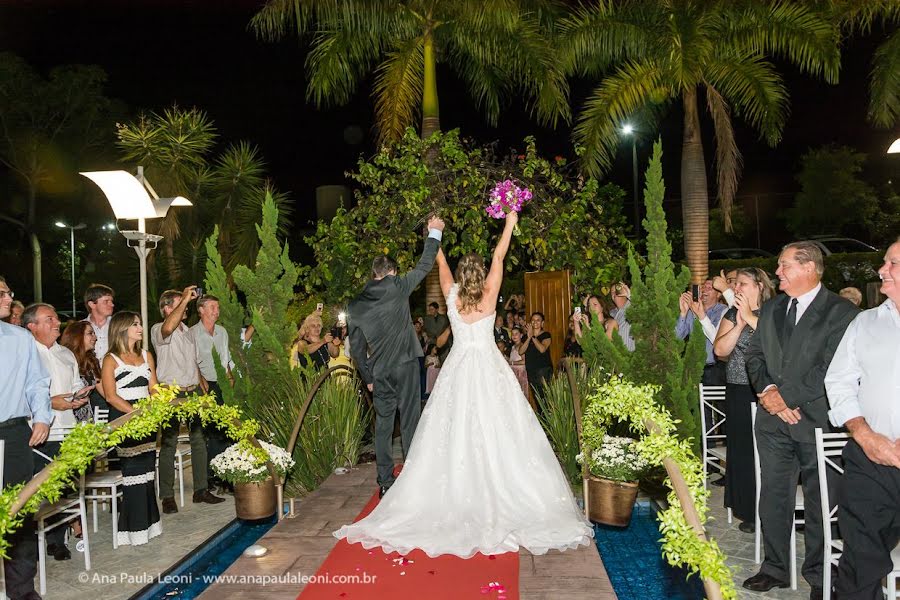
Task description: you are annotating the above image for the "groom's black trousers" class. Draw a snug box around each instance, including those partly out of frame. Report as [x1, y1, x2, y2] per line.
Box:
[373, 358, 422, 487]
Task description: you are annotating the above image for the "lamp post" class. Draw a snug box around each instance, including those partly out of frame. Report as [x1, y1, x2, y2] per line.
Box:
[54, 221, 87, 319]
[622, 124, 640, 234]
[79, 167, 191, 349]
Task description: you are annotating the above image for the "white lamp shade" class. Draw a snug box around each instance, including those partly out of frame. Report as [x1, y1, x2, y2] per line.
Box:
[151, 197, 193, 218]
[80, 171, 156, 219]
[888, 138, 900, 154]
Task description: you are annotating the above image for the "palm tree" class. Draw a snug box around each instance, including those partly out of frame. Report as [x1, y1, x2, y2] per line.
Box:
[251, 0, 569, 146]
[559, 1, 840, 283]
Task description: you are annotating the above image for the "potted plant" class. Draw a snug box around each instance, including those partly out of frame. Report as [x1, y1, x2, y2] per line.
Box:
[210, 440, 295, 520]
[577, 435, 649, 526]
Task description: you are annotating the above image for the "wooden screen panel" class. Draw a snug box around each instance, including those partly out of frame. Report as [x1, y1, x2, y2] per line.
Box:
[523, 270, 572, 370]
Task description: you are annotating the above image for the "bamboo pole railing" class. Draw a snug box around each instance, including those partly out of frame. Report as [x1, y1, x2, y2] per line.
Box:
[8, 394, 280, 520]
[562, 358, 724, 600]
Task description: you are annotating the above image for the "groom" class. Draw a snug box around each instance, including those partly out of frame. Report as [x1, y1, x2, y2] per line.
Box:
[348, 215, 445, 497]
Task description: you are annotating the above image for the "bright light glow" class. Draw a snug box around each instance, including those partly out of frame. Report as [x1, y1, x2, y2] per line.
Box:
[622, 124, 634, 135]
[337, 312, 347, 324]
[888, 138, 900, 154]
[242, 544, 268, 558]
[80, 170, 157, 219]
[55, 221, 67, 228]
[104, 223, 116, 230]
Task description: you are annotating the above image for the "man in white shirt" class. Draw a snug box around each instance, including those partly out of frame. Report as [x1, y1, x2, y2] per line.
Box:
[152, 286, 224, 514]
[24, 303, 91, 562]
[609, 282, 635, 351]
[824, 238, 900, 600]
[82, 283, 114, 361]
[190, 295, 233, 491]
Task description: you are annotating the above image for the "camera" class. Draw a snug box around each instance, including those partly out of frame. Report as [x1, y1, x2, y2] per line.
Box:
[330, 326, 343, 341]
[194, 286, 204, 298]
[691, 284, 700, 302]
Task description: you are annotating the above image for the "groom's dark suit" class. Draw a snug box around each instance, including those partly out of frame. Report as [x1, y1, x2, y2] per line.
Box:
[348, 236, 441, 488]
[745, 285, 858, 589]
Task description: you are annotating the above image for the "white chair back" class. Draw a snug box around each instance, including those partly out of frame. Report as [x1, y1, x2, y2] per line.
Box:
[93, 406, 110, 424]
[815, 427, 849, 600]
[699, 384, 727, 486]
[751, 402, 762, 564]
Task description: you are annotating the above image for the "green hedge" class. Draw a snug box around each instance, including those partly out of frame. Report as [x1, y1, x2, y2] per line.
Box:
[707, 252, 882, 296]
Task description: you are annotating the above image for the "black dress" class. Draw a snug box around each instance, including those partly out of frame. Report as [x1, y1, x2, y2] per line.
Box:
[109, 352, 161, 546]
[722, 308, 758, 524]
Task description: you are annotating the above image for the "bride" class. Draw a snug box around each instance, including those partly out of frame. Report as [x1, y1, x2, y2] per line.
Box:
[334, 210, 594, 558]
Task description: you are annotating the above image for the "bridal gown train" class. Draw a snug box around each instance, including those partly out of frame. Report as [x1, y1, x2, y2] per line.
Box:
[334, 284, 594, 558]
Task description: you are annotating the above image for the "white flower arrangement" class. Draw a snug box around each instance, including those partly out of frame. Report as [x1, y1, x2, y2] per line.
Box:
[576, 434, 649, 483]
[210, 440, 295, 485]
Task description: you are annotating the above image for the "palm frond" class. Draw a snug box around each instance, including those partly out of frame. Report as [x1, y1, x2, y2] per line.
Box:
[250, 0, 399, 41]
[555, 1, 656, 78]
[305, 28, 385, 107]
[869, 29, 900, 128]
[728, 1, 841, 84]
[574, 60, 666, 177]
[442, 31, 508, 126]
[373, 36, 425, 145]
[705, 53, 788, 146]
[705, 84, 742, 234]
[826, 0, 900, 33]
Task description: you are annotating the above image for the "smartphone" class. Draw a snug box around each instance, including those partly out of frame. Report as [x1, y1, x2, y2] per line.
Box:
[574, 306, 582, 317]
[194, 286, 204, 298]
[316, 302, 324, 311]
[691, 284, 700, 302]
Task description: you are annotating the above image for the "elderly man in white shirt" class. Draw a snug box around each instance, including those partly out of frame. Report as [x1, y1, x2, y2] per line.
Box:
[825, 238, 900, 600]
[24, 302, 92, 562]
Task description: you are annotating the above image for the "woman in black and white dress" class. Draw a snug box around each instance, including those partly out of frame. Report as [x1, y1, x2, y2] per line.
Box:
[101, 311, 162, 546]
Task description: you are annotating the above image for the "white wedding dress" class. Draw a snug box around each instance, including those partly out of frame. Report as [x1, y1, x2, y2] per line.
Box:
[334, 284, 594, 558]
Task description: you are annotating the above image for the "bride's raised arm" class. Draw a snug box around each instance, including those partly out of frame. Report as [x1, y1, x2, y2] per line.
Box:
[436, 247, 454, 299]
[485, 211, 518, 295]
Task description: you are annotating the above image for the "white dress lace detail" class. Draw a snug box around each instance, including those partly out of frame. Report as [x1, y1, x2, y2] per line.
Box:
[334, 284, 594, 558]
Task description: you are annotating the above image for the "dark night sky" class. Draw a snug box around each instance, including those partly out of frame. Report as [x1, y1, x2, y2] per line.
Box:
[1, 0, 897, 243]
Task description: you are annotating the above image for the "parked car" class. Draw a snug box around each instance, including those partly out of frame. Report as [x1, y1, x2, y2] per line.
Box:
[804, 237, 878, 256]
[708, 247, 774, 260]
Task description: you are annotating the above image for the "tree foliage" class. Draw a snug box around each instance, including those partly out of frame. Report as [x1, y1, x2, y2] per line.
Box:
[250, 0, 569, 144]
[580, 141, 706, 446]
[116, 106, 293, 288]
[304, 128, 629, 304]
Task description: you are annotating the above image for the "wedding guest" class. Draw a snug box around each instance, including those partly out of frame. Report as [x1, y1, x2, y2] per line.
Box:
[152, 287, 223, 513]
[574, 294, 618, 341]
[505, 310, 517, 331]
[6, 299, 24, 326]
[82, 283, 115, 361]
[101, 311, 162, 546]
[493, 313, 511, 347]
[713, 267, 775, 533]
[509, 326, 530, 398]
[0, 276, 51, 600]
[712, 269, 739, 308]
[25, 303, 92, 560]
[423, 301, 449, 347]
[839, 286, 863, 307]
[291, 312, 338, 369]
[610, 282, 635, 351]
[563, 313, 583, 358]
[523, 312, 552, 394]
[677, 279, 729, 385]
[59, 320, 105, 423]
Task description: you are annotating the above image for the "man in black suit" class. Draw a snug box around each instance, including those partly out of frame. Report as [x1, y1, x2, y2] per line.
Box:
[743, 241, 859, 600]
[348, 216, 444, 497]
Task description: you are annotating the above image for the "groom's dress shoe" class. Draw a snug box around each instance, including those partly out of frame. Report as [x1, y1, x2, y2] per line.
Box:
[378, 485, 389, 499]
[742, 571, 789, 592]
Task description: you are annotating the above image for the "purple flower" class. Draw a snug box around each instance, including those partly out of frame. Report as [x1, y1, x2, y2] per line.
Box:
[486, 179, 532, 219]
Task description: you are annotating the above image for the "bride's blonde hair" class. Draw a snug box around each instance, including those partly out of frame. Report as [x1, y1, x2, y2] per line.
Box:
[455, 253, 486, 313]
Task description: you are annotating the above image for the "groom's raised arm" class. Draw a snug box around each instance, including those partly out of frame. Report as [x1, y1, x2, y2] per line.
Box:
[397, 217, 444, 297]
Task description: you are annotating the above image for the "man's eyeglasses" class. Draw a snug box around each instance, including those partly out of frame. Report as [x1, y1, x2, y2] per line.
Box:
[0, 290, 14, 299]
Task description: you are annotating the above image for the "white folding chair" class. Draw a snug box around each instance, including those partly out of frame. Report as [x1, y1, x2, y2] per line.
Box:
[84, 407, 124, 547]
[32, 447, 91, 596]
[699, 384, 731, 522]
[751, 403, 805, 589]
[814, 427, 849, 600]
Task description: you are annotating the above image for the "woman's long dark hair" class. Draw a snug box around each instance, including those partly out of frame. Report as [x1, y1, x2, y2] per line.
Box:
[60, 320, 101, 382]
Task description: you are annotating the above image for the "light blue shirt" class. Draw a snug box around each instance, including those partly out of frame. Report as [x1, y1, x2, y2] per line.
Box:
[676, 302, 729, 365]
[0, 321, 52, 424]
[610, 301, 635, 352]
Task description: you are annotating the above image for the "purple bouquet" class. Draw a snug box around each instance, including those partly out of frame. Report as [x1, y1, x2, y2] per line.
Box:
[485, 179, 532, 219]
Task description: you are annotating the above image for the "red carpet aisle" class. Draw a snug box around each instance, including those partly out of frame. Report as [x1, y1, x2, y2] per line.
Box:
[296, 489, 519, 600]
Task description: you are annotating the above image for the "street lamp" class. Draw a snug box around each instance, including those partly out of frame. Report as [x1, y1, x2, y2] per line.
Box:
[79, 167, 192, 349]
[55, 221, 87, 319]
[888, 138, 900, 154]
[621, 124, 639, 234]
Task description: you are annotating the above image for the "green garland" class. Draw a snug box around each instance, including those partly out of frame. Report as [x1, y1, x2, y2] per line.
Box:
[582, 376, 736, 600]
[0, 384, 263, 559]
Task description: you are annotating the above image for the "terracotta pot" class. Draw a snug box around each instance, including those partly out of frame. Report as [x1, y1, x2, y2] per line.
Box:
[234, 476, 276, 520]
[587, 475, 639, 527]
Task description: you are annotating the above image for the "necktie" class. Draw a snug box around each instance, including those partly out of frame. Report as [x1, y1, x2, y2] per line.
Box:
[783, 298, 798, 347]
